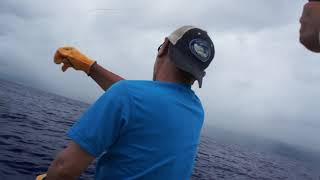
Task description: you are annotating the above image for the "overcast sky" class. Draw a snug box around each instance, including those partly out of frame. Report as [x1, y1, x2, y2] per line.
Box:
[1, 0, 320, 152]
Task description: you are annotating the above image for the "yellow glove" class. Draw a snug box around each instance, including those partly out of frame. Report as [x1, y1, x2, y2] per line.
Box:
[35, 173, 47, 180]
[54, 47, 96, 75]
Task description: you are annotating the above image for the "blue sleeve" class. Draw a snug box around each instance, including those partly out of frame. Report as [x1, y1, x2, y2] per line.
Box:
[67, 81, 131, 157]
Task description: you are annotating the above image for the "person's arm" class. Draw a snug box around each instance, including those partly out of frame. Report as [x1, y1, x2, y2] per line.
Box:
[36, 82, 130, 180]
[54, 47, 125, 91]
[46, 141, 94, 180]
[89, 63, 124, 91]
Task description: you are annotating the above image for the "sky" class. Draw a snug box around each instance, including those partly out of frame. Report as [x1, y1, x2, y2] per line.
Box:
[1, 0, 320, 152]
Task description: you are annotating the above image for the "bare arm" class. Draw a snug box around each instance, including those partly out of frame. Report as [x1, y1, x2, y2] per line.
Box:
[89, 63, 125, 91]
[46, 141, 95, 180]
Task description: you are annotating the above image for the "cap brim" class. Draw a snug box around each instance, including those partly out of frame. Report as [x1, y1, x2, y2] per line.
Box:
[168, 44, 205, 88]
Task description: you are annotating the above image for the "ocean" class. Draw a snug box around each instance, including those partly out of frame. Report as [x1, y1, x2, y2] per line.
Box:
[0, 79, 319, 180]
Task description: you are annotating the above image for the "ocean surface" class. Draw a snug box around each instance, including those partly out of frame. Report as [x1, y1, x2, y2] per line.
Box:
[0, 79, 319, 180]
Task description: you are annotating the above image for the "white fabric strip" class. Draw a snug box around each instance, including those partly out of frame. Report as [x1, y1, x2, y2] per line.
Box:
[167, 25, 197, 45]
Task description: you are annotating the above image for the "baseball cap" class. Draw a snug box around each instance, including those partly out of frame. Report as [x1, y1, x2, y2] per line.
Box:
[167, 25, 215, 88]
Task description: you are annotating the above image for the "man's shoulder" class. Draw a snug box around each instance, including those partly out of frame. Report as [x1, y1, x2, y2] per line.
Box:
[108, 80, 154, 95]
[114, 80, 155, 89]
[118, 80, 153, 85]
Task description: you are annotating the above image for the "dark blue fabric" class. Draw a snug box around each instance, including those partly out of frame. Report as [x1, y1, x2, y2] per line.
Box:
[68, 80, 204, 180]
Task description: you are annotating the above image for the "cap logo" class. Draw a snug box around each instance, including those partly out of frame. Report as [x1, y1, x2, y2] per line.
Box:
[189, 39, 211, 62]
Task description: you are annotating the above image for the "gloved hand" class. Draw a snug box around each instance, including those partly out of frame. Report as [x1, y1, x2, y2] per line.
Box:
[35, 173, 47, 180]
[54, 47, 96, 75]
[299, 1, 320, 52]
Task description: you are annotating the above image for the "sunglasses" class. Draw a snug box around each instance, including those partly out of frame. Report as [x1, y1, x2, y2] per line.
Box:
[157, 43, 163, 51]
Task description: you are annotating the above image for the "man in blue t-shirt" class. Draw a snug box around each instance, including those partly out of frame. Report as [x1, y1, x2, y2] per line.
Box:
[40, 26, 215, 180]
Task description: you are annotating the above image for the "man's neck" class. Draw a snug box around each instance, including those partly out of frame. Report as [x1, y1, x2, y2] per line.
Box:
[155, 68, 192, 85]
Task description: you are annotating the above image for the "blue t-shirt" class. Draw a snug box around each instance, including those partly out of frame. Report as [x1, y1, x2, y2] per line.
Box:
[68, 80, 204, 180]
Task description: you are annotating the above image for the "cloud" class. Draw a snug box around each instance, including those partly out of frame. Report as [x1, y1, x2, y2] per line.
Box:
[0, 0, 319, 151]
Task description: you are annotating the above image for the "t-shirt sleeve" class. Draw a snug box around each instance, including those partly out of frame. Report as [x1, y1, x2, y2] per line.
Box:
[67, 81, 131, 157]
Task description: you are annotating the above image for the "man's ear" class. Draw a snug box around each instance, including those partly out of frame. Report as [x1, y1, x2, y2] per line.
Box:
[157, 38, 170, 57]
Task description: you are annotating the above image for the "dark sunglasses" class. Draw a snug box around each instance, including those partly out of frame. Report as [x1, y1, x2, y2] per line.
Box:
[157, 43, 163, 51]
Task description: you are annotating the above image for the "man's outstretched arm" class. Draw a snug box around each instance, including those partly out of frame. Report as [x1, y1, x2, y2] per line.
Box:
[89, 63, 124, 91]
[54, 46, 125, 91]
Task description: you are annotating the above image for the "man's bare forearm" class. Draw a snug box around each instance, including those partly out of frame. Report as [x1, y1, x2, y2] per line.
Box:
[46, 142, 94, 180]
[89, 63, 125, 91]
